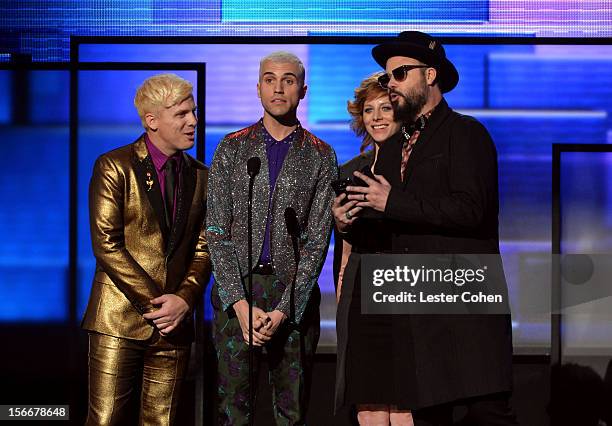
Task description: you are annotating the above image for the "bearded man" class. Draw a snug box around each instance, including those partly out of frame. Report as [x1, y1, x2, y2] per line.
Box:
[332, 31, 518, 426]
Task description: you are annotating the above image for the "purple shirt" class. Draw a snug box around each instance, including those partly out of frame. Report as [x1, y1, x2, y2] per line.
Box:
[145, 134, 183, 222]
[259, 123, 296, 263]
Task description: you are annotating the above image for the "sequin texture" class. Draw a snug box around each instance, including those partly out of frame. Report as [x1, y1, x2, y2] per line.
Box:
[206, 120, 337, 324]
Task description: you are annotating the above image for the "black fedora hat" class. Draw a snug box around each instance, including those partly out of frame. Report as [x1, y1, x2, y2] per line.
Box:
[372, 31, 459, 93]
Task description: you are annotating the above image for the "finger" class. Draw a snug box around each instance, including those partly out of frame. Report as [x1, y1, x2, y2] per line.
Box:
[156, 314, 178, 324]
[255, 315, 271, 327]
[347, 206, 363, 218]
[253, 329, 272, 341]
[338, 206, 363, 225]
[252, 317, 268, 329]
[254, 318, 270, 330]
[260, 329, 274, 338]
[153, 317, 171, 325]
[254, 335, 267, 345]
[354, 201, 375, 209]
[346, 192, 369, 202]
[255, 311, 270, 320]
[143, 310, 166, 320]
[159, 323, 176, 334]
[150, 295, 167, 305]
[353, 170, 377, 185]
[373, 174, 389, 185]
[340, 200, 359, 212]
[243, 328, 263, 341]
[243, 333, 265, 346]
[263, 318, 274, 329]
[251, 307, 268, 316]
[247, 326, 269, 339]
[345, 185, 367, 194]
[333, 193, 347, 206]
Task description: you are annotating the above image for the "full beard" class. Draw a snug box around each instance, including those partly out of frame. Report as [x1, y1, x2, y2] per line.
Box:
[390, 86, 428, 124]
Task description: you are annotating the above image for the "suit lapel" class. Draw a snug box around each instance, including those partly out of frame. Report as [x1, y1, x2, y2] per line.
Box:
[402, 99, 452, 188]
[273, 124, 303, 198]
[132, 136, 170, 241]
[166, 154, 197, 258]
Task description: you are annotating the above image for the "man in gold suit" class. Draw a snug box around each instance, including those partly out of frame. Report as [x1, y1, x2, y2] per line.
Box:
[81, 73, 211, 425]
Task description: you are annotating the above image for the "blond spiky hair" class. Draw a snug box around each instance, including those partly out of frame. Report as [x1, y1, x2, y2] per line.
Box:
[134, 73, 193, 129]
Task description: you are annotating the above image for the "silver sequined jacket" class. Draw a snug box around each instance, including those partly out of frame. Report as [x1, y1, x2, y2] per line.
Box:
[206, 120, 337, 324]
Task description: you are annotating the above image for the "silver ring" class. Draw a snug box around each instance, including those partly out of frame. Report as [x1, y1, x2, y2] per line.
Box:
[345, 211, 352, 220]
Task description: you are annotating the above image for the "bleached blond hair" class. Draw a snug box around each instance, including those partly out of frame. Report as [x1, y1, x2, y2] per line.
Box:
[259, 51, 306, 86]
[134, 73, 193, 129]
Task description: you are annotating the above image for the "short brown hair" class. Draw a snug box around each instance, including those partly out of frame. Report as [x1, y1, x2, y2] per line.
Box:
[347, 72, 389, 152]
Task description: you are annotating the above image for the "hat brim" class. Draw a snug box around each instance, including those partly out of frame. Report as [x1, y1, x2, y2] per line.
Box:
[372, 42, 459, 93]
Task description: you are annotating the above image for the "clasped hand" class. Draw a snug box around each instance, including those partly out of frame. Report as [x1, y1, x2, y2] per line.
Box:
[143, 294, 189, 336]
[233, 300, 287, 346]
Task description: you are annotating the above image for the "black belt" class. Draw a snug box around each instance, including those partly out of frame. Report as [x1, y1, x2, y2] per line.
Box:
[252, 261, 274, 275]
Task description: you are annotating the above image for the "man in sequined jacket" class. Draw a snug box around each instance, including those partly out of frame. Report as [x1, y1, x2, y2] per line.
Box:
[206, 51, 337, 425]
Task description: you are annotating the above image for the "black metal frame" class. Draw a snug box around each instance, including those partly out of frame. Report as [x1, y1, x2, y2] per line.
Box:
[0, 60, 205, 421]
[70, 61, 206, 424]
[0, 62, 72, 319]
[551, 143, 612, 365]
[67, 34, 612, 368]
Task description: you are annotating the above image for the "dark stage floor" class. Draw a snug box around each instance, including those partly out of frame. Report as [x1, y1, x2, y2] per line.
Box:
[0, 324, 565, 425]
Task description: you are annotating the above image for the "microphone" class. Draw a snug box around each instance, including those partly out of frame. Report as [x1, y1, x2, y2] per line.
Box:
[284, 207, 299, 237]
[247, 157, 261, 178]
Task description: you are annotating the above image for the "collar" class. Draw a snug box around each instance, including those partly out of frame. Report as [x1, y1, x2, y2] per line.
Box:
[145, 133, 183, 171]
[401, 100, 440, 139]
[259, 118, 299, 145]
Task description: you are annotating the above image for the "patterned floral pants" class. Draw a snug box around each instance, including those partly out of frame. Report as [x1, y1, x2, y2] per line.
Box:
[212, 273, 320, 425]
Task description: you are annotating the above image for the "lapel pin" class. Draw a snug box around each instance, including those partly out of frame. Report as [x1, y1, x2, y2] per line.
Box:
[145, 172, 154, 191]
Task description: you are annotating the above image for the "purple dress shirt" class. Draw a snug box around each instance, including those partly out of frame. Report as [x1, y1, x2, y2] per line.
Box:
[259, 123, 295, 263]
[145, 134, 183, 223]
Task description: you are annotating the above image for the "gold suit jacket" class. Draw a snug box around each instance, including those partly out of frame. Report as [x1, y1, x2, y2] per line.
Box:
[82, 134, 211, 342]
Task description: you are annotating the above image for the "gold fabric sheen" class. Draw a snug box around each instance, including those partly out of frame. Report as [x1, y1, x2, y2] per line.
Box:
[82, 135, 211, 342]
[82, 135, 211, 425]
[86, 332, 190, 426]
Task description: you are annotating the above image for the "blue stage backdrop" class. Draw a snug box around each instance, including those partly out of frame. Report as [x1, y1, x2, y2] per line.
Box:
[1, 0, 612, 61]
[2, 41, 612, 354]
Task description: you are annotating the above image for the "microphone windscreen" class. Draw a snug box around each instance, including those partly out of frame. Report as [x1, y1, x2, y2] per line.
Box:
[247, 157, 261, 178]
[284, 207, 299, 236]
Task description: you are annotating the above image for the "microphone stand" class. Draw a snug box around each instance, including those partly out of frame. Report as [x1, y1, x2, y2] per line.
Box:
[246, 157, 259, 426]
[247, 175, 255, 426]
[285, 208, 300, 324]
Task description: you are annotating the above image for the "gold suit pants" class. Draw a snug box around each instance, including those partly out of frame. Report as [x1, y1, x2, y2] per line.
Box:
[86, 332, 190, 426]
